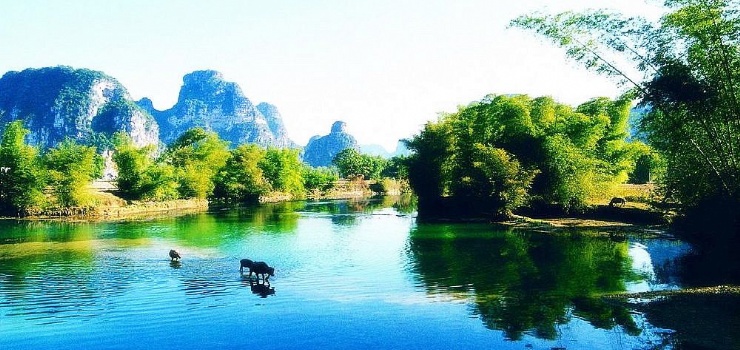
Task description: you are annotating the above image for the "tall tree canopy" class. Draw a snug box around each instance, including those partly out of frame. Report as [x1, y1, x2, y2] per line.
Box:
[213, 144, 270, 203]
[332, 148, 388, 180]
[112, 132, 178, 201]
[163, 128, 230, 199]
[44, 139, 102, 207]
[406, 94, 642, 218]
[0, 121, 46, 214]
[511, 0, 740, 232]
[258, 148, 305, 197]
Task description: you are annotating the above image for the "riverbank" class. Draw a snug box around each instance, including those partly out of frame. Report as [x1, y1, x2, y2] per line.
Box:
[20, 180, 380, 222]
[17, 181, 669, 227]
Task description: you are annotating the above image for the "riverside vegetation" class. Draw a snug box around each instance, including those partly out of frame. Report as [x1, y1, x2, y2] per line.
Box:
[0, 123, 407, 219]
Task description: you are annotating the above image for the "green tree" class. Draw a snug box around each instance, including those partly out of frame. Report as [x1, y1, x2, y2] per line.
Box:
[259, 148, 305, 198]
[302, 166, 339, 193]
[112, 132, 154, 200]
[332, 148, 388, 180]
[163, 128, 230, 199]
[382, 155, 410, 179]
[407, 94, 642, 217]
[0, 121, 46, 215]
[213, 144, 270, 203]
[44, 139, 101, 207]
[405, 120, 454, 200]
[112, 132, 178, 201]
[511, 1, 740, 232]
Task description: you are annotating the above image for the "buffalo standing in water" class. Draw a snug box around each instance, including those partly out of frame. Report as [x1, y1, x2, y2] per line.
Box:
[169, 249, 181, 261]
[240, 259, 274, 281]
[252, 262, 275, 281]
[240, 259, 254, 274]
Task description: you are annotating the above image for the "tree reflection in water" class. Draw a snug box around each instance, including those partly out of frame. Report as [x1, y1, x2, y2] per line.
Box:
[406, 223, 642, 340]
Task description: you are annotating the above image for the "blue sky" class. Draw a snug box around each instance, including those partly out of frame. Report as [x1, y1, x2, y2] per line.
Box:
[0, 0, 663, 151]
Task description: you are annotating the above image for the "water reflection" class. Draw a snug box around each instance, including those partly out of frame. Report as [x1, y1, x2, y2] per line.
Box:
[210, 201, 302, 234]
[182, 278, 230, 298]
[2, 197, 737, 349]
[407, 224, 642, 340]
[0, 247, 136, 322]
[242, 277, 275, 298]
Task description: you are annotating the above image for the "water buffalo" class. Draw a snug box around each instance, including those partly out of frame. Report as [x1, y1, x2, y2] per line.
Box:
[169, 249, 181, 261]
[240, 258, 254, 275]
[609, 197, 627, 207]
[252, 261, 275, 281]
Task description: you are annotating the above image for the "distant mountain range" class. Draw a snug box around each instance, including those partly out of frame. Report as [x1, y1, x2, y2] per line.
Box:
[0, 66, 411, 165]
[137, 70, 295, 149]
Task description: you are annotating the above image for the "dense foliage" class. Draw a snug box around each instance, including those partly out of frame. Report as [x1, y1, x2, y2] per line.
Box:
[406, 94, 649, 217]
[0, 119, 411, 216]
[213, 144, 270, 202]
[332, 148, 388, 180]
[258, 148, 306, 197]
[0, 121, 47, 215]
[108, 128, 404, 204]
[44, 139, 103, 207]
[511, 0, 740, 235]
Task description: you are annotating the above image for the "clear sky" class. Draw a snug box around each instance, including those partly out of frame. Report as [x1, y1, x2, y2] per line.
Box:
[0, 0, 663, 151]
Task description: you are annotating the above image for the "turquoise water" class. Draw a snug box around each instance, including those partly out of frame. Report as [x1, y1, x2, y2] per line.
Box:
[0, 198, 726, 349]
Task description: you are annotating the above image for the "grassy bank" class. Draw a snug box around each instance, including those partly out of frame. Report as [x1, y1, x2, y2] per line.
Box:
[25, 179, 389, 221]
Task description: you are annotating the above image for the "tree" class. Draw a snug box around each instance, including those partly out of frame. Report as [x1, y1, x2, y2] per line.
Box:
[382, 155, 410, 179]
[405, 119, 454, 200]
[406, 94, 642, 217]
[511, 1, 740, 232]
[163, 128, 230, 199]
[44, 139, 101, 207]
[113, 132, 153, 199]
[259, 148, 305, 197]
[332, 148, 388, 180]
[302, 166, 339, 193]
[213, 144, 270, 203]
[112, 132, 178, 201]
[0, 121, 46, 215]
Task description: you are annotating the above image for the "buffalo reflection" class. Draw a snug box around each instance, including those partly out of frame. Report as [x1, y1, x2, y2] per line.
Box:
[242, 276, 275, 298]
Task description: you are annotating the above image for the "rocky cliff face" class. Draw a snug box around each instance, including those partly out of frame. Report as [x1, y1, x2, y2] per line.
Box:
[303, 121, 359, 167]
[0, 66, 159, 148]
[256, 102, 296, 148]
[144, 70, 295, 148]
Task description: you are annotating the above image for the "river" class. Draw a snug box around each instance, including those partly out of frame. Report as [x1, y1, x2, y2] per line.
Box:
[0, 197, 737, 349]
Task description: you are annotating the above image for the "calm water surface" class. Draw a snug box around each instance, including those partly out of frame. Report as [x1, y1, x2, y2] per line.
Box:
[0, 197, 735, 349]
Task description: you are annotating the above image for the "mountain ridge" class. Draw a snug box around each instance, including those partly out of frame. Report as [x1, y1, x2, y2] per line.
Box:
[0, 66, 402, 165]
[0, 66, 159, 149]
